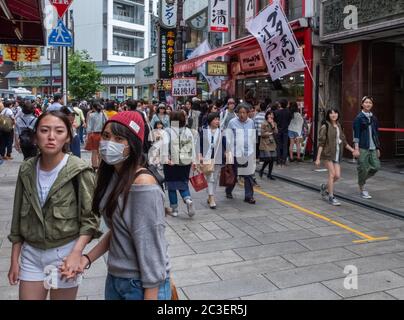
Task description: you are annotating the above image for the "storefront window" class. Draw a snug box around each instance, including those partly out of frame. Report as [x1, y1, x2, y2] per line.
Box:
[126, 86, 133, 99]
[110, 86, 117, 100]
[236, 71, 305, 104]
[287, 0, 303, 21]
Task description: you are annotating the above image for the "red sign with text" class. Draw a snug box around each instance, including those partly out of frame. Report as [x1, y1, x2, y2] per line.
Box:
[49, 0, 74, 18]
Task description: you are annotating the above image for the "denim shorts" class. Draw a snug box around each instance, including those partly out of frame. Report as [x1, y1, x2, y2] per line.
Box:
[288, 130, 301, 139]
[105, 273, 171, 300]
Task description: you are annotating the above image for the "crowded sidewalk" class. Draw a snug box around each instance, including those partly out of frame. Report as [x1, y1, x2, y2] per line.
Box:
[3, 151, 404, 299]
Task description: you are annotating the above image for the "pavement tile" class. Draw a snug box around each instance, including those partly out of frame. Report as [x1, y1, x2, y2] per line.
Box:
[346, 292, 396, 300]
[234, 241, 308, 260]
[240, 283, 341, 300]
[283, 247, 359, 267]
[264, 263, 344, 289]
[322, 271, 404, 298]
[182, 275, 277, 300]
[172, 266, 221, 287]
[170, 250, 243, 271]
[345, 240, 404, 257]
[309, 226, 352, 237]
[334, 253, 404, 274]
[252, 229, 318, 245]
[298, 234, 358, 251]
[188, 236, 260, 254]
[212, 256, 295, 280]
[386, 287, 404, 299]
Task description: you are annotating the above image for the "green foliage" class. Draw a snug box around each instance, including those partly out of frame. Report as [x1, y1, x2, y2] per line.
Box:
[68, 50, 103, 100]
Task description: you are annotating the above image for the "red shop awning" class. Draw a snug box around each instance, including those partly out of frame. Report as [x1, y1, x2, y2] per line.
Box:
[174, 36, 260, 74]
[0, 0, 46, 46]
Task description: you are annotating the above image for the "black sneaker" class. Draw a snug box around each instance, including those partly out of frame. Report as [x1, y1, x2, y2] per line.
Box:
[268, 175, 276, 180]
[226, 193, 233, 199]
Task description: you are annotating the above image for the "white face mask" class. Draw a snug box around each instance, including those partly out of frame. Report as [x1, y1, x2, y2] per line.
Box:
[99, 140, 129, 165]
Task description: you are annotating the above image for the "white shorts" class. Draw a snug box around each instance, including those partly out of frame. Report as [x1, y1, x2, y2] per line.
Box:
[19, 240, 80, 289]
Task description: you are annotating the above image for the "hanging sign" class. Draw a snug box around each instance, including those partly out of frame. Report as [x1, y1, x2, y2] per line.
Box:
[160, 0, 177, 29]
[209, 0, 229, 32]
[247, 2, 305, 80]
[245, 0, 255, 29]
[159, 27, 176, 79]
[171, 77, 197, 96]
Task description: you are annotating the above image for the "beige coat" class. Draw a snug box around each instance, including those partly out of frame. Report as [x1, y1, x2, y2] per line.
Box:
[259, 120, 278, 152]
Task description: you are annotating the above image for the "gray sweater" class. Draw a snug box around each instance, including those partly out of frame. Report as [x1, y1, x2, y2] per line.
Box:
[102, 182, 170, 288]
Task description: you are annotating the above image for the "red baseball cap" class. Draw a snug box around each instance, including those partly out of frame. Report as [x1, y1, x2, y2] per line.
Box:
[105, 111, 145, 143]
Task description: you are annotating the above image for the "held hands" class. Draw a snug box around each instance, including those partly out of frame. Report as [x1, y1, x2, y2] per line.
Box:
[352, 149, 360, 158]
[59, 250, 83, 280]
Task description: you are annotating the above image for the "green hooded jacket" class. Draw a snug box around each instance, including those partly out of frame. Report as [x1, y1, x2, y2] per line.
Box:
[8, 155, 102, 250]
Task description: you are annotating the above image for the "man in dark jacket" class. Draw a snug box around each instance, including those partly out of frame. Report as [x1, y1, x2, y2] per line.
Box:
[353, 96, 381, 199]
[274, 99, 291, 165]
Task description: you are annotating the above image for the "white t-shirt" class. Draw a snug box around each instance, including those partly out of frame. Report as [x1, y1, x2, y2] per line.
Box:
[36, 154, 69, 207]
[0, 108, 14, 119]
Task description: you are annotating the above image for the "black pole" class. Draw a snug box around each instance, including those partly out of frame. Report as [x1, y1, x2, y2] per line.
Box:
[313, 64, 320, 161]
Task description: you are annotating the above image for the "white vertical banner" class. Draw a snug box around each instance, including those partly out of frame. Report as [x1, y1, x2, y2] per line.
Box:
[209, 0, 229, 32]
[160, 0, 177, 29]
[189, 40, 224, 93]
[247, 1, 306, 80]
[245, 0, 255, 29]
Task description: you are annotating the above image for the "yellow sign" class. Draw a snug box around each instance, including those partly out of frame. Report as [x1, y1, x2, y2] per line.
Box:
[2, 45, 41, 62]
[206, 61, 228, 76]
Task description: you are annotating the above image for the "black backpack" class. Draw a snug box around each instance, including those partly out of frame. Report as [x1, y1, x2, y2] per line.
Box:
[19, 118, 36, 148]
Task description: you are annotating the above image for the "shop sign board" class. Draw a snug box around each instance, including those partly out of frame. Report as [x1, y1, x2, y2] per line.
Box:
[206, 61, 228, 76]
[171, 77, 197, 96]
[239, 50, 266, 72]
[159, 27, 176, 79]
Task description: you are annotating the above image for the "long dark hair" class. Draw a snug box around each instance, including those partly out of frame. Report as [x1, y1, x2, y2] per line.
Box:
[92, 122, 144, 219]
[325, 108, 340, 122]
[34, 111, 73, 153]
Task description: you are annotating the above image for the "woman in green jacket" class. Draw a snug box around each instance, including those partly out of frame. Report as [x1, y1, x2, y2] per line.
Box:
[315, 109, 359, 206]
[8, 111, 101, 300]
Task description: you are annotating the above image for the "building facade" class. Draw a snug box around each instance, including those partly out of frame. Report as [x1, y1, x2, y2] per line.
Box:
[71, 0, 158, 64]
[320, 0, 404, 158]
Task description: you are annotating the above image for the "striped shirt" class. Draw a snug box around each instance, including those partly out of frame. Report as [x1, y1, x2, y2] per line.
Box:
[254, 112, 266, 137]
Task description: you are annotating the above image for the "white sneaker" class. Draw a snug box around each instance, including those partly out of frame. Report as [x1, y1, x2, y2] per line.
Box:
[185, 199, 195, 217]
[360, 191, 372, 199]
[166, 207, 178, 217]
[328, 196, 341, 206]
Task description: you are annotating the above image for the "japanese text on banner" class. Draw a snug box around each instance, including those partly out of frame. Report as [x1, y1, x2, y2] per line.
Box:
[247, 1, 305, 80]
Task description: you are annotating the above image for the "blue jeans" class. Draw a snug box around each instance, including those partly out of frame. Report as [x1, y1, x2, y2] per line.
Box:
[70, 135, 81, 158]
[78, 125, 85, 144]
[168, 188, 191, 208]
[105, 274, 171, 300]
